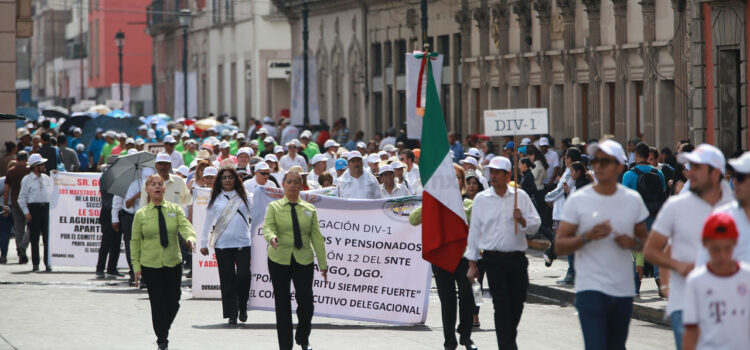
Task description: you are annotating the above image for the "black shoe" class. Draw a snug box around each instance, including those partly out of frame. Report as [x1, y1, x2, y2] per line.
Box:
[0, 256, 7, 264]
[107, 271, 125, 278]
[544, 253, 554, 267]
[18, 256, 28, 264]
[95, 271, 106, 279]
[460, 339, 478, 350]
[186, 270, 192, 279]
[128, 277, 136, 286]
[556, 274, 574, 285]
[239, 308, 247, 322]
[228, 317, 237, 325]
[45, 266, 52, 272]
[32, 265, 39, 272]
[157, 341, 168, 350]
[299, 345, 312, 350]
[140, 280, 148, 289]
[472, 322, 480, 328]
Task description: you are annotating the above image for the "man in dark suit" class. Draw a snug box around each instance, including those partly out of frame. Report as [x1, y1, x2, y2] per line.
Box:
[37, 133, 58, 174]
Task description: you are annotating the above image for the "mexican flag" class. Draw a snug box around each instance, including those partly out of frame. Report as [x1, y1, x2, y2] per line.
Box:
[418, 58, 469, 273]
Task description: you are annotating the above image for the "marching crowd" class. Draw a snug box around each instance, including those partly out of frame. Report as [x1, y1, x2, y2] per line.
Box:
[1, 114, 750, 350]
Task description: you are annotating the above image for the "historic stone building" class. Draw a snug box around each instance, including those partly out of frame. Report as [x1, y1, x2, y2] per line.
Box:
[274, 0, 749, 154]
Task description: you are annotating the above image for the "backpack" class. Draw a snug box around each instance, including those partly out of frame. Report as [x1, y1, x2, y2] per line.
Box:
[633, 167, 665, 217]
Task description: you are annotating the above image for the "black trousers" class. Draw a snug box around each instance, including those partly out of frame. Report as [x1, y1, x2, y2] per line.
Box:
[119, 211, 135, 278]
[433, 258, 474, 348]
[96, 208, 122, 273]
[141, 264, 182, 347]
[27, 203, 49, 267]
[484, 251, 529, 350]
[268, 256, 314, 350]
[215, 246, 251, 319]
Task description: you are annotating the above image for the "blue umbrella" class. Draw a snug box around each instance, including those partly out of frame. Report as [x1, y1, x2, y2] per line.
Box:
[145, 113, 170, 130]
[78, 116, 144, 147]
[106, 109, 132, 118]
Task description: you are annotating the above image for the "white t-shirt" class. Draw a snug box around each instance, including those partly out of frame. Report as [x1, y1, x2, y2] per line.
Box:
[279, 154, 308, 172]
[683, 263, 750, 350]
[651, 188, 735, 314]
[544, 149, 560, 184]
[243, 177, 278, 195]
[697, 202, 750, 266]
[335, 170, 380, 199]
[560, 184, 649, 297]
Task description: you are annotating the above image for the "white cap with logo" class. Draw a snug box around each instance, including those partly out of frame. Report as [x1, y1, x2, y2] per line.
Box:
[678, 144, 726, 174]
[587, 139, 627, 165]
[378, 165, 394, 175]
[487, 156, 512, 172]
[312, 153, 328, 164]
[203, 166, 218, 177]
[155, 153, 171, 163]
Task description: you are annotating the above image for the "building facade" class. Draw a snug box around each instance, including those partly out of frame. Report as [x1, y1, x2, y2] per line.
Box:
[148, 0, 291, 129]
[275, 0, 750, 154]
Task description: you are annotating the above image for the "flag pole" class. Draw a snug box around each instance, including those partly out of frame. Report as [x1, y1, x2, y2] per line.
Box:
[514, 135, 518, 235]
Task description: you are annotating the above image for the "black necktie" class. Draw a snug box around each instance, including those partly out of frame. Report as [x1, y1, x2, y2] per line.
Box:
[155, 205, 168, 248]
[289, 203, 302, 249]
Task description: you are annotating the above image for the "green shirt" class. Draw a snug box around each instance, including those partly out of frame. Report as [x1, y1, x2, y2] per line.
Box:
[131, 201, 196, 273]
[263, 196, 327, 269]
[229, 140, 239, 155]
[175, 141, 185, 153]
[182, 150, 196, 166]
[100, 141, 119, 163]
[302, 142, 320, 160]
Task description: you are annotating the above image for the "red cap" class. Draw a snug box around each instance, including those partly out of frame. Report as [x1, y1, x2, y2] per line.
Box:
[702, 212, 739, 241]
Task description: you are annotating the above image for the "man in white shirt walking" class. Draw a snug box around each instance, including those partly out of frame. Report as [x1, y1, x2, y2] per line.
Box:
[335, 151, 380, 199]
[555, 139, 649, 350]
[279, 139, 307, 172]
[378, 165, 410, 198]
[17, 154, 54, 272]
[399, 149, 423, 195]
[163, 135, 184, 169]
[466, 156, 540, 350]
[644, 144, 734, 350]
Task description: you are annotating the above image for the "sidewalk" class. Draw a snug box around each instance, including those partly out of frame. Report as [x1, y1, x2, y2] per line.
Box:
[526, 241, 670, 326]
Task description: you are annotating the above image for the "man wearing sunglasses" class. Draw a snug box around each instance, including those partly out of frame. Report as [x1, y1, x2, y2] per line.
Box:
[643, 144, 734, 350]
[554, 139, 650, 350]
[243, 162, 278, 196]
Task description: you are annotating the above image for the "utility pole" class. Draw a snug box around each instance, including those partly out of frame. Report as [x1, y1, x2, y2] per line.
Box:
[79, 0, 85, 101]
[421, 0, 428, 47]
[302, 0, 309, 126]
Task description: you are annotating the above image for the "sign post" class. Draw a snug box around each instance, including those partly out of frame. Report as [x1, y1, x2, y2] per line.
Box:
[483, 108, 549, 234]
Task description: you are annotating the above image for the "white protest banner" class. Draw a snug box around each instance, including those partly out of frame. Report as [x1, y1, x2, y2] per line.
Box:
[406, 53, 444, 140]
[49, 172, 127, 268]
[248, 187, 430, 325]
[290, 56, 321, 126]
[192, 186, 341, 299]
[483, 108, 549, 136]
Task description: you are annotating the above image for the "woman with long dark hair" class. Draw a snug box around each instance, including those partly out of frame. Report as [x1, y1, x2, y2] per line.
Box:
[200, 166, 252, 325]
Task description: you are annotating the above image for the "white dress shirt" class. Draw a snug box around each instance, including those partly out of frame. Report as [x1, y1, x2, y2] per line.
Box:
[18, 172, 52, 215]
[200, 190, 252, 249]
[280, 154, 308, 172]
[112, 179, 144, 223]
[280, 125, 299, 146]
[243, 177, 278, 195]
[335, 170, 381, 199]
[169, 150, 184, 169]
[465, 185, 541, 261]
[380, 183, 411, 198]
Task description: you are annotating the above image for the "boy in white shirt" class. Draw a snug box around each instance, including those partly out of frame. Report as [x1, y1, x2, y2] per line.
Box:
[683, 212, 750, 350]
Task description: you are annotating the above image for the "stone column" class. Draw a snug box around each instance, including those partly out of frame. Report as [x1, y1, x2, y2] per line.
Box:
[671, 0, 689, 143]
[492, 1, 510, 109]
[641, 0, 656, 145]
[558, 0, 577, 137]
[534, 0, 552, 109]
[583, 0, 602, 138]
[512, 0, 531, 107]
[455, 0, 472, 135]
[474, 0, 490, 132]
[613, 0, 629, 142]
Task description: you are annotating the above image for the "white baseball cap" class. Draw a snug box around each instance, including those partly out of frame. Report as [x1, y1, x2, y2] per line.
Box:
[96, 127, 104, 133]
[263, 116, 273, 123]
[678, 144, 726, 174]
[155, 153, 171, 163]
[587, 139, 627, 165]
[125, 138, 135, 145]
[287, 139, 301, 148]
[487, 156, 512, 171]
[367, 154, 380, 164]
[391, 161, 405, 169]
[378, 151, 388, 158]
[263, 136, 275, 144]
[383, 144, 396, 153]
[237, 147, 254, 157]
[147, 129, 156, 138]
[175, 165, 190, 177]
[465, 148, 481, 158]
[254, 162, 271, 172]
[300, 130, 312, 139]
[203, 166, 218, 177]
[163, 135, 177, 144]
[539, 137, 550, 147]
[521, 137, 531, 146]
[324, 139, 339, 149]
[356, 141, 367, 149]
[75, 144, 85, 152]
[181, 132, 190, 138]
[274, 145, 284, 153]
[729, 152, 750, 174]
[27, 153, 48, 168]
[135, 138, 145, 146]
[378, 164, 394, 175]
[138, 125, 148, 131]
[348, 151, 363, 160]
[171, 129, 180, 136]
[127, 149, 138, 155]
[264, 154, 278, 163]
[236, 133, 246, 139]
[73, 127, 82, 134]
[219, 140, 230, 149]
[460, 157, 478, 167]
[258, 127, 269, 135]
[311, 153, 328, 164]
[249, 140, 259, 147]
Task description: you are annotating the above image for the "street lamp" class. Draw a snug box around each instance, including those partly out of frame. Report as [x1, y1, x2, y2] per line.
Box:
[302, 0, 309, 126]
[178, 9, 191, 120]
[115, 30, 125, 106]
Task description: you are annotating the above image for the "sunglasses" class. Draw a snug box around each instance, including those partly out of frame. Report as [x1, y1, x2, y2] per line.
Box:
[591, 157, 618, 166]
[257, 172, 270, 176]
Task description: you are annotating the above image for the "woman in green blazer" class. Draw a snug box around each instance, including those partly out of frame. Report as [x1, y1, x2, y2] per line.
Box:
[131, 174, 196, 350]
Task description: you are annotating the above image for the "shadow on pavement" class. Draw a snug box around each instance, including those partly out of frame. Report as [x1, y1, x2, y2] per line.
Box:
[192, 323, 434, 331]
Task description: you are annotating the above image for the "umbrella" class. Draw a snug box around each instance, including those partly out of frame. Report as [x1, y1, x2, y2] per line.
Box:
[194, 118, 219, 130]
[42, 108, 69, 121]
[144, 114, 171, 129]
[87, 105, 112, 116]
[214, 124, 239, 134]
[106, 109, 132, 118]
[59, 115, 92, 135]
[78, 116, 144, 147]
[100, 151, 155, 197]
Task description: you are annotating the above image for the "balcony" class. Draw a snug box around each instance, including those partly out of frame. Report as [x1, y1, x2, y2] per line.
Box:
[147, 0, 187, 36]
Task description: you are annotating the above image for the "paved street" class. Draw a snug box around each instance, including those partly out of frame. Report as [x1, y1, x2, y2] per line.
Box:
[0, 240, 675, 350]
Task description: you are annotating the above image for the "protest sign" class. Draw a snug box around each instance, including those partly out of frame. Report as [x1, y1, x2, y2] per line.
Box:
[49, 172, 127, 268]
[483, 108, 549, 137]
[248, 187, 430, 325]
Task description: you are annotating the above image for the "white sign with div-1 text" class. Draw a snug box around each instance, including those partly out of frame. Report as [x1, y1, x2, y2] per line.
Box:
[483, 108, 549, 136]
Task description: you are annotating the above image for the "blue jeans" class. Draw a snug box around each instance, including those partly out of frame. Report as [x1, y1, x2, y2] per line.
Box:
[575, 291, 633, 350]
[671, 311, 683, 350]
[567, 254, 575, 279]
